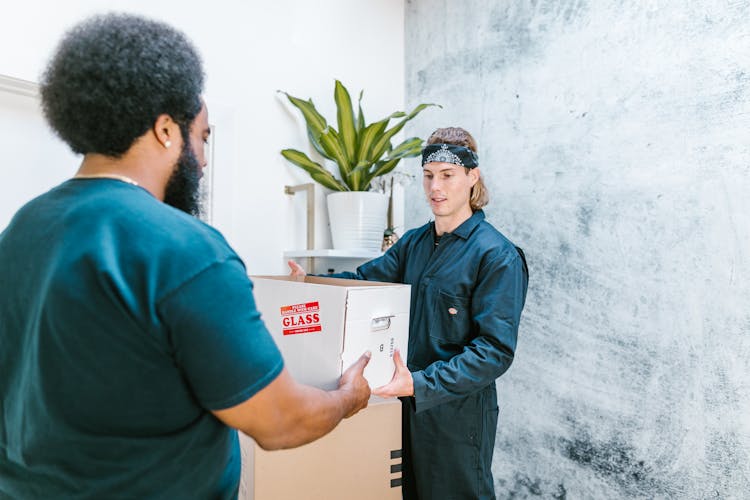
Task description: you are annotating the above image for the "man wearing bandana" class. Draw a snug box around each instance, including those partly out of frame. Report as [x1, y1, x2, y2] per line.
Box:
[290, 127, 529, 499]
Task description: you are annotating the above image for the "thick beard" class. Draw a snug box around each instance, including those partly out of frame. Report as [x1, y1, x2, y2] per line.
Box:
[163, 140, 202, 217]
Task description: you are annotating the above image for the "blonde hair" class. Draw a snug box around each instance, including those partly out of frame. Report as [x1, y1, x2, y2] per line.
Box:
[426, 127, 489, 210]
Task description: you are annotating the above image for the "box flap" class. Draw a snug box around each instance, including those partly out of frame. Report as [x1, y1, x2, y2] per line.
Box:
[252, 275, 399, 288]
[345, 285, 411, 320]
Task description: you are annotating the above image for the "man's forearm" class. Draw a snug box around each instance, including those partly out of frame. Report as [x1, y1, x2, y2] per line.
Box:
[212, 359, 371, 451]
[252, 383, 361, 450]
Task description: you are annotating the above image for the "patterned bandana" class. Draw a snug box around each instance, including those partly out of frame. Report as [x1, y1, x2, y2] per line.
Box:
[421, 143, 479, 168]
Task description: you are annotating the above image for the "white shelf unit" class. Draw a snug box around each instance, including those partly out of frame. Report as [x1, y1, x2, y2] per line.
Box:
[283, 249, 383, 259]
[283, 249, 383, 275]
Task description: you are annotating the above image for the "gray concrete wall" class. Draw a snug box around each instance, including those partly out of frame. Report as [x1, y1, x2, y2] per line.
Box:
[403, 1, 750, 497]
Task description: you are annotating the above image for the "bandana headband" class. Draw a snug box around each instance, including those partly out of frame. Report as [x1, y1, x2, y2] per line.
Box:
[421, 143, 479, 168]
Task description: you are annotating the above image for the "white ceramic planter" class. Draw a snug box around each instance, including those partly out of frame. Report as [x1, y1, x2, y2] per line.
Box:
[327, 191, 388, 251]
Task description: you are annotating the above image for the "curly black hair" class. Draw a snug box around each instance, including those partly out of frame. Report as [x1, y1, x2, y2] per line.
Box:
[40, 13, 204, 157]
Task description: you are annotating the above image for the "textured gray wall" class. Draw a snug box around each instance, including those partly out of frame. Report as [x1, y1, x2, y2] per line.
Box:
[403, 1, 750, 498]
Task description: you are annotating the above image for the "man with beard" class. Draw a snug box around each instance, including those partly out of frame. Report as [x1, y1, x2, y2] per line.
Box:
[0, 13, 371, 499]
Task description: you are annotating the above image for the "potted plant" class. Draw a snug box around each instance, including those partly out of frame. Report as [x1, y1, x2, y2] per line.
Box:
[280, 80, 437, 251]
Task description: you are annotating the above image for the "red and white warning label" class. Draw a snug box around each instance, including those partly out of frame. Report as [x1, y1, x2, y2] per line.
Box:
[280, 301, 322, 336]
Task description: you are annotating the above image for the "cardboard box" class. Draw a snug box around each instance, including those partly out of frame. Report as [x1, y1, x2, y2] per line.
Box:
[239, 398, 403, 500]
[250, 276, 410, 390]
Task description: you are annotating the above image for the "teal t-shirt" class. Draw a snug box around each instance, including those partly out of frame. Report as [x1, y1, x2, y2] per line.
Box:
[0, 179, 284, 498]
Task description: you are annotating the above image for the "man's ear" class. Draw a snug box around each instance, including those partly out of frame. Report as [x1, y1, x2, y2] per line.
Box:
[469, 167, 481, 186]
[153, 114, 180, 150]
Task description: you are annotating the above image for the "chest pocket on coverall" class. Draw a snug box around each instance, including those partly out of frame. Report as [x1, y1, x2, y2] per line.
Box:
[429, 289, 472, 345]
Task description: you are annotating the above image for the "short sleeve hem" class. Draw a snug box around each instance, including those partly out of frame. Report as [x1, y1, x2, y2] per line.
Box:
[203, 358, 284, 411]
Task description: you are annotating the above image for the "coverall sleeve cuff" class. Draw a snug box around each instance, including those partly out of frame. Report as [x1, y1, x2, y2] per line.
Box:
[411, 371, 443, 413]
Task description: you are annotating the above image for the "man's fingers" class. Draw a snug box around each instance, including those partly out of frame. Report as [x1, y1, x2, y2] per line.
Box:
[372, 385, 389, 397]
[354, 350, 372, 371]
[340, 350, 372, 417]
[372, 379, 397, 396]
[393, 348, 405, 367]
[372, 361, 399, 398]
[287, 259, 306, 276]
[340, 351, 371, 389]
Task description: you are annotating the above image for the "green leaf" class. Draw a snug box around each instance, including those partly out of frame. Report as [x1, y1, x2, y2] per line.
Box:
[309, 170, 347, 191]
[385, 137, 424, 160]
[280, 91, 327, 134]
[361, 158, 401, 188]
[354, 111, 404, 164]
[348, 160, 373, 178]
[353, 120, 387, 167]
[334, 80, 357, 163]
[318, 127, 352, 187]
[360, 138, 424, 189]
[280, 91, 333, 160]
[307, 126, 333, 161]
[356, 90, 365, 133]
[281, 149, 346, 191]
[352, 91, 368, 188]
[369, 103, 439, 163]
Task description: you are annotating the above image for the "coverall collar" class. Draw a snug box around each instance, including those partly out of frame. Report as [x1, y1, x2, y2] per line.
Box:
[445, 209, 485, 240]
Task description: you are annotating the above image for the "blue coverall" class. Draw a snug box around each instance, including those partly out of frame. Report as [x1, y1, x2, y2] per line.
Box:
[338, 209, 528, 499]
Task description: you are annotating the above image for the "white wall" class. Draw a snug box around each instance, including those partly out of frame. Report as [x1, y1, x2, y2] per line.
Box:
[0, 0, 405, 273]
[0, 87, 78, 229]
